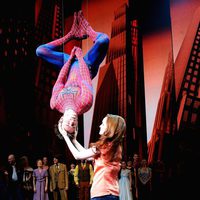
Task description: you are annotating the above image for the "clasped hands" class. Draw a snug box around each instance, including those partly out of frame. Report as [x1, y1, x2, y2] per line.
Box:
[70, 46, 83, 60]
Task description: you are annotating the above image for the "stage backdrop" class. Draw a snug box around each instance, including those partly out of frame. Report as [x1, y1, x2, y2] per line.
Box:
[80, 0, 200, 147]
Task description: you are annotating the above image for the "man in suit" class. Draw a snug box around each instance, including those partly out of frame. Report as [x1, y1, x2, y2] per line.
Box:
[4, 154, 24, 200]
[49, 155, 68, 200]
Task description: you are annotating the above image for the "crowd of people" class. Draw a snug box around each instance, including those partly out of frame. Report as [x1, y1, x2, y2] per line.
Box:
[0, 154, 90, 200]
[0, 152, 167, 200]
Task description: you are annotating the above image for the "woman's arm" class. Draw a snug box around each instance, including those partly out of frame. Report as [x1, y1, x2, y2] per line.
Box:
[128, 170, 132, 190]
[72, 140, 95, 161]
[72, 139, 86, 151]
[45, 176, 48, 192]
[33, 176, 36, 192]
[58, 122, 96, 160]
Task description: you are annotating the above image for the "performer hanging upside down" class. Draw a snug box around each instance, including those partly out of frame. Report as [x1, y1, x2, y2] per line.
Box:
[36, 10, 109, 134]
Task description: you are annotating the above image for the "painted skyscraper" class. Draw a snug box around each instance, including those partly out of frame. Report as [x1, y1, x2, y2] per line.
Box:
[175, 7, 200, 132]
[89, 2, 147, 159]
[148, 52, 177, 164]
[171, 7, 200, 195]
[173, 7, 200, 177]
[147, 6, 200, 187]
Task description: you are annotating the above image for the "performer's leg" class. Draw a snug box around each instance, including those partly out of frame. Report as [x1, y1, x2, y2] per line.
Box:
[84, 33, 109, 79]
[36, 47, 70, 69]
[78, 10, 109, 79]
[36, 12, 86, 69]
[53, 190, 58, 200]
[59, 189, 67, 200]
[46, 12, 88, 47]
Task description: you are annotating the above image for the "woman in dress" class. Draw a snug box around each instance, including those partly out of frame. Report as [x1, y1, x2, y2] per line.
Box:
[20, 156, 33, 200]
[33, 159, 49, 200]
[137, 159, 152, 200]
[119, 161, 133, 200]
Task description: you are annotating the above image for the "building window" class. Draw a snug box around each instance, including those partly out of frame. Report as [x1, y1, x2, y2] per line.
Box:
[193, 50, 197, 55]
[190, 84, 195, 92]
[194, 45, 198, 50]
[192, 77, 197, 83]
[193, 101, 200, 109]
[186, 98, 192, 106]
[184, 82, 189, 88]
[183, 110, 188, 122]
[191, 113, 197, 124]
[194, 70, 198, 76]
[186, 74, 191, 80]
[188, 68, 192, 73]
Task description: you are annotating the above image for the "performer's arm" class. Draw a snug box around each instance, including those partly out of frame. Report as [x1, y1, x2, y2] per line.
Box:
[75, 47, 92, 84]
[33, 173, 36, 192]
[50, 55, 73, 109]
[74, 47, 93, 113]
[45, 176, 48, 192]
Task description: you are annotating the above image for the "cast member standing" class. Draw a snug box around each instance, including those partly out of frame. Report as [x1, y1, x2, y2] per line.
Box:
[33, 159, 49, 200]
[49, 155, 68, 200]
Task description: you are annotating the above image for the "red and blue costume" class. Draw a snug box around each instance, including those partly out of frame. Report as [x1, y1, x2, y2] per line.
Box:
[36, 11, 109, 114]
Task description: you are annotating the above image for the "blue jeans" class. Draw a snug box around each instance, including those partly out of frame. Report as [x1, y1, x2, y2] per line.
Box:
[91, 195, 119, 200]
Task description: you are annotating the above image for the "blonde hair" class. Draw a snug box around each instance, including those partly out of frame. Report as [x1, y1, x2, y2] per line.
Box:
[90, 114, 126, 162]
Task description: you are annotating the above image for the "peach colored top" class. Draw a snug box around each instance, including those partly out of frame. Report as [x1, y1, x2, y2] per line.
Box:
[90, 156, 120, 198]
